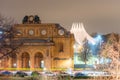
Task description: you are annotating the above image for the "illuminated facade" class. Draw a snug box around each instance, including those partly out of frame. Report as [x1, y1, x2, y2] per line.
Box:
[0, 23, 74, 70]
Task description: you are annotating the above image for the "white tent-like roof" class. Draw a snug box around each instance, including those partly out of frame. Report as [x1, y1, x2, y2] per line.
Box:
[70, 22, 95, 45]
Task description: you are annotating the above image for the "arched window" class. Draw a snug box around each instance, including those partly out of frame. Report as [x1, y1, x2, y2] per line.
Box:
[21, 52, 30, 68]
[58, 42, 64, 52]
[34, 52, 44, 68]
[10, 53, 17, 68]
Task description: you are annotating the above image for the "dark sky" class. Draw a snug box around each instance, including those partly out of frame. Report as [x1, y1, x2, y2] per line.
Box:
[0, 0, 120, 34]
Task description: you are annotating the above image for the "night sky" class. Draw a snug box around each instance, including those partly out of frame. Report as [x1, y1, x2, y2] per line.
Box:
[0, 0, 120, 34]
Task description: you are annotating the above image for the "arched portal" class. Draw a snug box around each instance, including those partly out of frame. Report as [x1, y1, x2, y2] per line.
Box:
[10, 53, 17, 68]
[34, 52, 44, 68]
[21, 52, 30, 68]
[1, 58, 8, 68]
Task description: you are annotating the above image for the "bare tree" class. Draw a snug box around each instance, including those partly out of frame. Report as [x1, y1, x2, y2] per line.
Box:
[78, 40, 92, 67]
[0, 14, 23, 59]
[99, 33, 120, 79]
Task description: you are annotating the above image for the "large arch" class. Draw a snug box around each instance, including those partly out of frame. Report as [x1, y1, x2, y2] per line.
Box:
[34, 52, 44, 68]
[10, 53, 17, 68]
[21, 52, 30, 68]
[0, 58, 8, 68]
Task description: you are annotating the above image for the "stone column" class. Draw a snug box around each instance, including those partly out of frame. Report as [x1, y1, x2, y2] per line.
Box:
[46, 57, 51, 70]
[8, 57, 12, 68]
[4, 58, 9, 68]
[30, 55, 34, 71]
[17, 55, 22, 70]
[0, 60, 1, 68]
[45, 47, 51, 71]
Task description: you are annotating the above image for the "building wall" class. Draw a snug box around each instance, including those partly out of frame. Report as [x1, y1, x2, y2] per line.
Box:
[0, 23, 74, 71]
